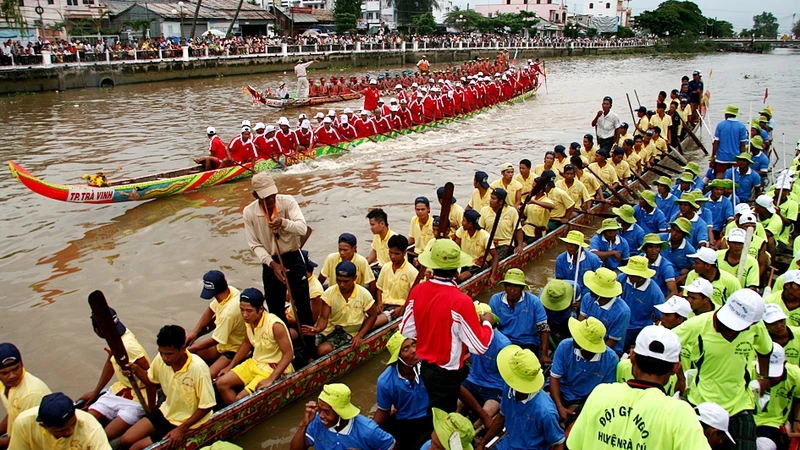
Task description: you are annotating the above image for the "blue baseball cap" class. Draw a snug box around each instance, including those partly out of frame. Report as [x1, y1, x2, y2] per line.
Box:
[554, 145, 566, 155]
[302, 249, 317, 273]
[37, 393, 76, 427]
[475, 171, 490, 189]
[240, 288, 265, 309]
[414, 196, 430, 207]
[336, 261, 357, 278]
[338, 233, 357, 247]
[0, 343, 21, 368]
[464, 209, 481, 230]
[493, 188, 508, 202]
[200, 270, 228, 300]
[90, 307, 126, 337]
[436, 186, 456, 204]
[570, 142, 581, 150]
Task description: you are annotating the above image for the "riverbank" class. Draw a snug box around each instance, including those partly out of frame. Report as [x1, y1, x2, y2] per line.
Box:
[0, 45, 656, 94]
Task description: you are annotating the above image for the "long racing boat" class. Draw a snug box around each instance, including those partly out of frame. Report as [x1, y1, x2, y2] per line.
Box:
[243, 85, 362, 108]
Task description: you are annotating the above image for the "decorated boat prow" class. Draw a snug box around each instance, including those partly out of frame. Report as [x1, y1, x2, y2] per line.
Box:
[243, 85, 361, 109]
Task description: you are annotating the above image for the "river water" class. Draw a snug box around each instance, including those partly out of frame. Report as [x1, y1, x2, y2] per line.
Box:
[1, 49, 799, 445]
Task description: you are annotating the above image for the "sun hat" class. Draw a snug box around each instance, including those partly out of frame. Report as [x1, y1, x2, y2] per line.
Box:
[690, 191, 709, 203]
[717, 289, 765, 331]
[432, 408, 475, 450]
[689, 247, 717, 265]
[596, 218, 622, 234]
[723, 104, 739, 116]
[638, 233, 668, 252]
[418, 239, 473, 270]
[679, 172, 695, 183]
[634, 325, 681, 363]
[639, 190, 657, 208]
[278, 117, 290, 126]
[750, 121, 761, 132]
[696, 402, 735, 444]
[684, 278, 713, 299]
[758, 115, 768, 123]
[612, 205, 636, 224]
[252, 173, 278, 198]
[684, 162, 701, 177]
[619, 255, 656, 279]
[567, 317, 607, 354]
[735, 153, 754, 164]
[656, 295, 692, 318]
[751, 135, 764, 149]
[318, 384, 360, 420]
[559, 230, 589, 248]
[497, 345, 545, 394]
[264, 125, 276, 134]
[708, 179, 733, 189]
[757, 343, 786, 379]
[385, 331, 408, 365]
[254, 122, 265, 131]
[540, 280, 574, 311]
[653, 176, 672, 187]
[584, 268, 623, 298]
[763, 303, 788, 324]
[760, 107, 772, 117]
[755, 195, 776, 214]
[674, 193, 699, 209]
[241, 120, 251, 127]
[498, 268, 529, 289]
[727, 228, 747, 244]
[475, 301, 500, 324]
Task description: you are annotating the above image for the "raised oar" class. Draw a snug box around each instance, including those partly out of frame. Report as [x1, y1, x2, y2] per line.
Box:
[649, 167, 676, 179]
[634, 90, 642, 108]
[511, 172, 555, 247]
[482, 203, 505, 269]
[259, 199, 299, 332]
[436, 183, 455, 238]
[626, 94, 645, 135]
[628, 169, 651, 190]
[738, 227, 754, 284]
[678, 115, 709, 155]
[88, 291, 150, 413]
[584, 165, 633, 205]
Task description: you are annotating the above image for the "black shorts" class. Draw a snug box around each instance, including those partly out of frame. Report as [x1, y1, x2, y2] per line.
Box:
[221, 351, 237, 360]
[146, 409, 177, 443]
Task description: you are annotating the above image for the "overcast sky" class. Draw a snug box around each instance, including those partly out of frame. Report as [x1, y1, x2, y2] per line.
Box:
[453, 0, 798, 33]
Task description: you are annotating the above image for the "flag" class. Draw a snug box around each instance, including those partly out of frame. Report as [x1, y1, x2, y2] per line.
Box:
[763, 88, 769, 104]
[708, 70, 712, 78]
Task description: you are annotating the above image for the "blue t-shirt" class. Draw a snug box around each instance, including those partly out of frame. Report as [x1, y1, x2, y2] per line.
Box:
[555, 250, 602, 292]
[539, 280, 579, 325]
[633, 205, 668, 235]
[688, 79, 703, 103]
[498, 388, 565, 450]
[648, 255, 676, 298]
[620, 224, 645, 256]
[376, 365, 429, 420]
[703, 194, 734, 232]
[579, 292, 631, 354]
[723, 167, 762, 203]
[466, 330, 511, 391]
[655, 193, 678, 224]
[305, 414, 396, 450]
[489, 291, 548, 346]
[589, 234, 630, 272]
[550, 338, 618, 403]
[680, 214, 710, 249]
[714, 119, 748, 163]
[617, 274, 665, 330]
[660, 234, 695, 272]
[752, 152, 770, 178]
[420, 441, 431, 450]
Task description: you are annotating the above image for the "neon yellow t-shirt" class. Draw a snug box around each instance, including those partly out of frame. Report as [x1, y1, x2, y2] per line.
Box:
[376, 260, 419, 306]
[764, 291, 800, 327]
[715, 250, 760, 288]
[752, 362, 800, 427]
[683, 270, 741, 307]
[615, 358, 676, 396]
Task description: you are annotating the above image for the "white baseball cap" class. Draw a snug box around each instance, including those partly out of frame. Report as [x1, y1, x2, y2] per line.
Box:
[738, 213, 757, 225]
[428, 78, 435, 83]
[390, 97, 397, 103]
[254, 122, 265, 131]
[343, 108, 353, 114]
[340, 115, 348, 124]
[298, 113, 307, 119]
[728, 228, 746, 244]
[684, 278, 713, 299]
[360, 109, 369, 115]
[400, 99, 408, 104]
[656, 296, 692, 318]
[717, 289, 766, 331]
[688, 247, 717, 265]
[241, 120, 251, 127]
[411, 82, 418, 88]
[370, 79, 377, 85]
[755, 195, 776, 213]
[390, 105, 399, 112]
[784, 270, 800, 286]
[395, 84, 402, 89]
[314, 112, 325, 119]
[264, 125, 275, 134]
[633, 325, 681, 363]
[206, 126, 216, 135]
[322, 117, 332, 124]
[300, 120, 310, 129]
[278, 117, 290, 126]
[757, 342, 785, 378]
[762, 303, 788, 324]
[416, 92, 424, 98]
[734, 203, 752, 216]
[327, 110, 336, 117]
[696, 403, 735, 444]
[241, 125, 251, 133]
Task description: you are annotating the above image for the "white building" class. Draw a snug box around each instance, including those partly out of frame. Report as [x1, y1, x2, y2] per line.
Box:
[582, 0, 630, 27]
[433, 0, 452, 24]
[0, 0, 105, 41]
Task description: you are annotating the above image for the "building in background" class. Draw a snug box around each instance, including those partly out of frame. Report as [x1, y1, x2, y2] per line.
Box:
[0, 0, 106, 41]
[475, 0, 567, 31]
[581, 0, 630, 28]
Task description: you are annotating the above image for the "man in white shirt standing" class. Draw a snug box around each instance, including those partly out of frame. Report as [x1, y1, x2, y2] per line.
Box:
[591, 96, 621, 152]
[294, 59, 316, 99]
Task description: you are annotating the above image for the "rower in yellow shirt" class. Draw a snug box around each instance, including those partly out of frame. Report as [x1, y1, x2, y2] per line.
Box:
[437, 186, 463, 238]
[556, 164, 592, 211]
[569, 142, 590, 166]
[652, 126, 669, 156]
[408, 196, 435, 254]
[610, 148, 631, 181]
[478, 188, 522, 259]
[366, 208, 396, 266]
[641, 131, 658, 165]
[587, 149, 620, 188]
[455, 209, 498, 282]
[10, 393, 111, 450]
[553, 145, 569, 176]
[467, 171, 492, 211]
[651, 102, 672, 144]
[633, 106, 649, 137]
[616, 123, 633, 147]
[542, 176, 576, 230]
[521, 188, 554, 242]
[571, 157, 603, 201]
[516, 159, 535, 198]
[319, 233, 376, 295]
[0, 343, 51, 448]
[582, 134, 598, 162]
[533, 152, 556, 178]
[490, 162, 523, 209]
[622, 139, 641, 173]
[374, 234, 419, 327]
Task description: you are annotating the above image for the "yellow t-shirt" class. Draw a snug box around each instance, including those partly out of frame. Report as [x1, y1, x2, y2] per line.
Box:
[587, 162, 619, 186]
[515, 173, 535, 197]
[308, 275, 324, 299]
[210, 286, 246, 354]
[110, 330, 150, 397]
[371, 228, 397, 266]
[9, 408, 111, 450]
[455, 227, 493, 265]
[764, 291, 800, 327]
[321, 284, 376, 336]
[584, 145, 598, 163]
[147, 352, 216, 427]
[0, 371, 50, 436]
[478, 205, 520, 246]
[522, 195, 554, 235]
[553, 157, 568, 177]
[715, 250, 760, 288]
[246, 312, 294, 373]
[409, 215, 435, 254]
[654, 136, 669, 155]
[617, 132, 633, 147]
[555, 179, 591, 208]
[651, 113, 671, 136]
[578, 171, 602, 196]
[635, 145, 651, 164]
[449, 203, 465, 238]
[468, 188, 492, 210]
[376, 260, 419, 306]
[625, 151, 641, 173]
[634, 116, 650, 136]
[490, 178, 524, 207]
[533, 164, 553, 177]
[611, 159, 631, 180]
[321, 252, 376, 287]
[548, 186, 577, 219]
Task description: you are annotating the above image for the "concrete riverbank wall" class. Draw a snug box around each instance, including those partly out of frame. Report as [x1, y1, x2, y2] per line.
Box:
[0, 45, 654, 95]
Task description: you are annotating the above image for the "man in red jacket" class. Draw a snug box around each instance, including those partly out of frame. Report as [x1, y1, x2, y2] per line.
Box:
[363, 79, 381, 112]
[401, 239, 493, 412]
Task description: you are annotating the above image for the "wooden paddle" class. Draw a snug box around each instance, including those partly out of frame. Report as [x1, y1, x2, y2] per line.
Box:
[652, 162, 681, 174]
[436, 183, 455, 238]
[629, 169, 651, 190]
[584, 165, 633, 205]
[678, 114, 709, 155]
[584, 211, 618, 219]
[634, 90, 642, 108]
[626, 94, 645, 135]
[512, 172, 555, 247]
[87, 291, 150, 413]
[482, 202, 505, 268]
[259, 200, 299, 330]
[738, 227, 754, 284]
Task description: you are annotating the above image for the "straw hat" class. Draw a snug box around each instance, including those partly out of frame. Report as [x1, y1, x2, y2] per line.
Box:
[432, 408, 475, 450]
[418, 239, 473, 270]
[560, 230, 589, 248]
[639, 233, 668, 252]
[497, 345, 545, 394]
[583, 268, 623, 298]
[498, 269, 529, 289]
[318, 384, 360, 420]
[567, 317, 607, 354]
[540, 280, 574, 312]
[612, 205, 636, 224]
[619, 256, 656, 279]
[596, 218, 622, 234]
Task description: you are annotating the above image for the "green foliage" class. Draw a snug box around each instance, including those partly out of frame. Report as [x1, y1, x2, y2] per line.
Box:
[586, 27, 597, 38]
[793, 20, 800, 37]
[334, 12, 357, 34]
[563, 21, 580, 38]
[705, 18, 734, 37]
[395, 0, 439, 26]
[124, 18, 155, 39]
[445, 8, 538, 34]
[412, 12, 437, 35]
[635, 0, 704, 37]
[444, 8, 484, 31]
[751, 11, 779, 38]
[0, 0, 27, 35]
[616, 25, 634, 38]
[334, 0, 360, 31]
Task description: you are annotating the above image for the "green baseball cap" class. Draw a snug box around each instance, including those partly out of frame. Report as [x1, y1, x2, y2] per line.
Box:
[612, 205, 636, 224]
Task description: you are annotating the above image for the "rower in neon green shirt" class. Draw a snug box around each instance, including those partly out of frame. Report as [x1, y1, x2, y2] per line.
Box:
[683, 247, 741, 307]
[750, 343, 800, 449]
[763, 303, 800, 366]
[764, 270, 800, 327]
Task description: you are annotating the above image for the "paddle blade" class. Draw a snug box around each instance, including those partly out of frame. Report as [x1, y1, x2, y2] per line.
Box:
[436, 182, 454, 238]
[88, 290, 130, 367]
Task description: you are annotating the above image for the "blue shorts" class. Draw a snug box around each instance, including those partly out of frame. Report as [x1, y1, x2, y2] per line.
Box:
[462, 379, 502, 405]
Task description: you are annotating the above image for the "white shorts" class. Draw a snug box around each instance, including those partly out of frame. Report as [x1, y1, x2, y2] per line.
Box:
[89, 392, 145, 425]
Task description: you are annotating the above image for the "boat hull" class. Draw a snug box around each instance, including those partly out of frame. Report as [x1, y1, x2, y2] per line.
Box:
[245, 85, 362, 108]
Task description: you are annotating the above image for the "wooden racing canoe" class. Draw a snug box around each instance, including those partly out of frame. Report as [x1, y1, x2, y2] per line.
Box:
[244, 85, 361, 108]
[9, 87, 537, 204]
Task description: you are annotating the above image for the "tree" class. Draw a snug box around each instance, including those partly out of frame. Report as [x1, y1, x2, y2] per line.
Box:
[635, 0, 705, 37]
[563, 21, 580, 38]
[411, 12, 436, 35]
[334, 0, 360, 32]
[751, 11, 778, 38]
[705, 18, 734, 37]
[586, 27, 597, 38]
[793, 20, 800, 38]
[444, 7, 485, 31]
[189, 0, 204, 38]
[615, 25, 634, 38]
[80, 10, 111, 38]
[0, 0, 26, 35]
[394, 0, 439, 27]
[334, 12, 356, 33]
[124, 18, 156, 39]
[226, 0, 245, 37]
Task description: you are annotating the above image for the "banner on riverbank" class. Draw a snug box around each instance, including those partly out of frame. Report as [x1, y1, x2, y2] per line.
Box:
[590, 15, 618, 33]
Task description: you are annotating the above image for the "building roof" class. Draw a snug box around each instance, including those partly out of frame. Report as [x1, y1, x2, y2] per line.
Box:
[106, 0, 275, 20]
[289, 13, 318, 23]
[311, 8, 334, 22]
[104, 1, 136, 15]
[185, 0, 276, 20]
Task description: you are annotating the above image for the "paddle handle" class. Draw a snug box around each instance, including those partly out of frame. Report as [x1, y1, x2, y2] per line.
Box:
[738, 227, 754, 283]
[634, 90, 641, 108]
[437, 183, 455, 239]
[678, 114, 709, 155]
[512, 172, 553, 247]
[584, 165, 630, 205]
[262, 200, 299, 327]
[87, 291, 150, 413]
[482, 204, 504, 268]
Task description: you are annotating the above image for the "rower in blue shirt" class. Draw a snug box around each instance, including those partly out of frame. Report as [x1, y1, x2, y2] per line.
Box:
[750, 135, 770, 184]
[578, 268, 630, 355]
[554, 230, 602, 292]
[293, 383, 397, 450]
[419, 409, 475, 450]
[374, 333, 430, 450]
[488, 269, 550, 358]
[550, 317, 618, 423]
[723, 153, 762, 203]
[589, 219, 630, 272]
[617, 256, 665, 352]
[670, 172, 695, 200]
[653, 176, 678, 221]
[682, 162, 705, 191]
[661, 218, 696, 285]
[639, 234, 678, 298]
[539, 279, 578, 346]
[634, 191, 669, 234]
[613, 205, 645, 256]
[712, 104, 748, 178]
[704, 179, 735, 241]
[482, 346, 565, 450]
[674, 193, 710, 249]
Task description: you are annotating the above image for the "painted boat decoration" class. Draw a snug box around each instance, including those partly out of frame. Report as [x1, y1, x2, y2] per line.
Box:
[243, 85, 361, 108]
[9, 88, 537, 205]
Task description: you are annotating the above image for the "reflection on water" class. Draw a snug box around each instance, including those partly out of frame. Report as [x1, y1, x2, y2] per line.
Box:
[0, 51, 798, 433]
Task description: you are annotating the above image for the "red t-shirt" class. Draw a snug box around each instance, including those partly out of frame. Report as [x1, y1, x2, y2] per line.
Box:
[274, 130, 298, 152]
[227, 135, 254, 162]
[338, 124, 357, 141]
[363, 87, 380, 111]
[209, 135, 227, 160]
[315, 126, 341, 146]
[354, 118, 377, 138]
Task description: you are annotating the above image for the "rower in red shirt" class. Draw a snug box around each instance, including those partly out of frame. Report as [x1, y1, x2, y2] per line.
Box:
[318, 78, 329, 97]
[452, 87, 463, 115]
[275, 117, 298, 153]
[388, 106, 403, 129]
[409, 94, 425, 124]
[227, 126, 256, 163]
[314, 118, 341, 146]
[328, 77, 340, 96]
[195, 126, 230, 170]
[442, 91, 455, 117]
[401, 239, 493, 412]
[338, 115, 357, 141]
[501, 76, 513, 100]
[295, 120, 315, 152]
[354, 110, 378, 138]
[398, 100, 413, 128]
[372, 108, 392, 134]
[260, 125, 286, 159]
[422, 89, 436, 122]
[363, 79, 381, 112]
